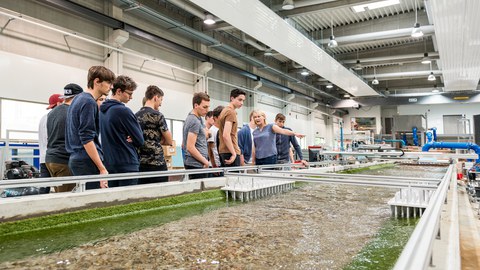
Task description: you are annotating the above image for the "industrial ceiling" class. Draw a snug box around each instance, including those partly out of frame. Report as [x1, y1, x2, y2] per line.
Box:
[29, 0, 480, 107]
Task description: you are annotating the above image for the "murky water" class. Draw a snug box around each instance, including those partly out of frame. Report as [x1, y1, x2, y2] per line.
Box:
[0, 164, 447, 269]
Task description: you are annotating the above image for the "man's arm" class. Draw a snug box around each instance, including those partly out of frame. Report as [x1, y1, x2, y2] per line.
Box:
[208, 142, 217, 167]
[161, 130, 173, 146]
[83, 141, 108, 188]
[186, 132, 209, 168]
[222, 121, 237, 164]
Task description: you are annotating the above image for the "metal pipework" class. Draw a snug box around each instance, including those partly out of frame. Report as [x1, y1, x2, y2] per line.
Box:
[422, 141, 480, 163]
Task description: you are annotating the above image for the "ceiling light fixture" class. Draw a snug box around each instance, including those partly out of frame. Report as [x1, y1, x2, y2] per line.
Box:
[282, 0, 295, 10]
[328, 17, 338, 48]
[264, 48, 273, 56]
[354, 60, 362, 70]
[352, 0, 400, 13]
[300, 69, 309, 76]
[344, 93, 351, 98]
[411, 1, 423, 38]
[326, 82, 333, 89]
[421, 52, 431, 64]
[432, 84, 439, 93]
[427, 62, 436, 81]
[203, 13, 215, 25]
[372, 66, 379, 85]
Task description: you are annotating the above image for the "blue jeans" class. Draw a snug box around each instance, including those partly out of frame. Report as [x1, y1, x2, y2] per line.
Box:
[107, 165, 138, 187]
[184, 164, 208, 179]
[255, 155, 277, 165]
[68, 158, 101, 190]
[139, 163, 169, 184]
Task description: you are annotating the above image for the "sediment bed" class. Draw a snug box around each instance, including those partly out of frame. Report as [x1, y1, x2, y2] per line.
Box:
[1, 183, 396, 269]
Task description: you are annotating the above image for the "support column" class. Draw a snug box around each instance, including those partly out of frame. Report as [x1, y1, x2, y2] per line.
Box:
[104, 4, 126, 75]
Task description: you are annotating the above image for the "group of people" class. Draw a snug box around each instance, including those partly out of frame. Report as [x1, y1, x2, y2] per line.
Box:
[38, 65, 307, 192]
[181, 89, 307, 179]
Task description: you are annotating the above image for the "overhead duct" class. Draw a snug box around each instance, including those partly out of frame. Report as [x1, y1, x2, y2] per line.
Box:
[189, 0, 379, 97]
[430, 0, 480, 91]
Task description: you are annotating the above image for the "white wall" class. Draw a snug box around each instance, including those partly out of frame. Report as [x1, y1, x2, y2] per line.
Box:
[398, 103, 480, 134]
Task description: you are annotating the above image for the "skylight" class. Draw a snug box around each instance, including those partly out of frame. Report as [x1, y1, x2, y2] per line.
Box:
[352, 0, 400, 13]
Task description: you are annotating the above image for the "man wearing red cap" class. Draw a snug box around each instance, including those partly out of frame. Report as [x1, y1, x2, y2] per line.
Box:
[38, 93, 63, 193]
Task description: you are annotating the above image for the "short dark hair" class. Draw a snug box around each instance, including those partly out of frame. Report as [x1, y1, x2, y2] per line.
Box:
[145, 85, 164, 100]
[87, 66, 115, 89]
[206, 111, 214, 118]
[213, 105, 224, 118]
[230, 88, 246, 99]
[112, 75, 137, 95]
[275, 113, 286, 121]
[192, 92, 210, 107]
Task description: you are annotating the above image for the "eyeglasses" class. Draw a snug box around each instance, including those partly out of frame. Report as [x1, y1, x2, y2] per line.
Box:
[123, 90, 133, 97]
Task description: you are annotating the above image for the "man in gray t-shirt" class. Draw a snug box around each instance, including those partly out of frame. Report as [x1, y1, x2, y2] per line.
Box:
[182, 92, 210, 179]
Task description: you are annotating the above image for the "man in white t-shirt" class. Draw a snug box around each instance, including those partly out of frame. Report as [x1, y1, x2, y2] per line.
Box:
[206, 110, 221, 169]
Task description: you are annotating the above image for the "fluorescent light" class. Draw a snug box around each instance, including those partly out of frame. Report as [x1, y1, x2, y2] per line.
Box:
[282, 0, 295, 10]
[326, 83, 333, 89]
[300, 69, 309, 76]
[352, 0, 400, 13]
[203, 14, 215, 25]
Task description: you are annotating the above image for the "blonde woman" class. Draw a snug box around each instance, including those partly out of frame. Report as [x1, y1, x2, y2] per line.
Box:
[251, 110, 305, 165]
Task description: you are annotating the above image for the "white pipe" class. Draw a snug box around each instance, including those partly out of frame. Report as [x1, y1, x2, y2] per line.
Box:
[341, 52, 440, 64]
[318, 25, 435, 44]
[362, 70, 442, 79]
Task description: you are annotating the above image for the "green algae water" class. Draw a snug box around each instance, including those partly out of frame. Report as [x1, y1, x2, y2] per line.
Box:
[342, 163, 447, 269]
[343, 218, 418, 270]
[0, 190, 229, 263]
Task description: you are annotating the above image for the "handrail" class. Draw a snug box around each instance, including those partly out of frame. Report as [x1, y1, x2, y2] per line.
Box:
[393, 164, 456, 270]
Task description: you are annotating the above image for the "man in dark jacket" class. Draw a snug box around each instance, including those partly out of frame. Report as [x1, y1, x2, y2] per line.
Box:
[46, 83, 83, 192]
[100, 75, 144, 187]
[275, 113, 308, 167]
[65, 66, 115, 190]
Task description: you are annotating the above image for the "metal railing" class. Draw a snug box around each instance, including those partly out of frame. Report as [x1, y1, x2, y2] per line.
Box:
[393, 164, 459, 270]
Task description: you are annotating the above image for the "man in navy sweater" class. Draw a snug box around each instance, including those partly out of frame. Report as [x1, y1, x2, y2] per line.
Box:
[275, 113, 308, 167]
[100, 75, 144, 187]
[65, 66, 115, 189]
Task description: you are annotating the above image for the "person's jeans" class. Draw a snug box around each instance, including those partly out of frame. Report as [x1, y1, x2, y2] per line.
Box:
[39, 163, 51, 194]
[255, 155, 277, 166]
[68, 158, 101, 190]
[219, 153, 240, 167]
[138, 163, 169, 184]
[184, 164, 208, 179]
[107, 166, 138, 187]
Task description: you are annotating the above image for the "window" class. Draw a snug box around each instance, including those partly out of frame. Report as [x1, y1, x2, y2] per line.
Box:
[1, 99, 46, 140]
[165, 118, 184, 146]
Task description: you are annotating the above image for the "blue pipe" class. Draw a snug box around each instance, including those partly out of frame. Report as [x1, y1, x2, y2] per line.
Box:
[374, 139, 406, 146]
[402, 133, 408, 145]
[412, 127, 418, 146]
[422, 142, 480, 163]
[340, 121, 344, 152]
[431, 127, 437, 141]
